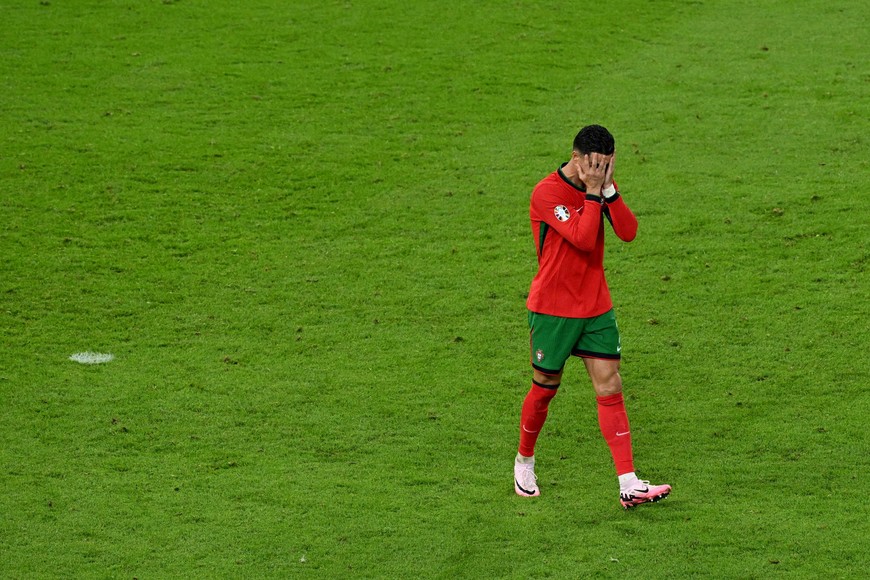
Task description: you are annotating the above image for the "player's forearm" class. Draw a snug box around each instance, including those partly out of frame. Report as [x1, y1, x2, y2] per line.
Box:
[563, 197, 603, 251]
[604, 195, 638, 241]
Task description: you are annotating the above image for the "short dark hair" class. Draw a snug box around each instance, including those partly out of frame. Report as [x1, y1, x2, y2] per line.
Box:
[573, 125, 615, 155]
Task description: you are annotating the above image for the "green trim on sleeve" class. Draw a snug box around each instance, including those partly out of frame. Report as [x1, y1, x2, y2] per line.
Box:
[538, 222, 550, 256]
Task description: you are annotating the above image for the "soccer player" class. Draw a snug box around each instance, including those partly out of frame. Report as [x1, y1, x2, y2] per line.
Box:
[514, 124, 671, 509]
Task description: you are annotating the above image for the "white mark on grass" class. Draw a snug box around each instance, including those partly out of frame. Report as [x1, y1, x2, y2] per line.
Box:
[69, 352, 115, 364]
[299, 554, 307, 564]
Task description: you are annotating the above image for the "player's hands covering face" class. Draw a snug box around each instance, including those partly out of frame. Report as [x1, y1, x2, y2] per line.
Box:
[576, 152, 613, 195]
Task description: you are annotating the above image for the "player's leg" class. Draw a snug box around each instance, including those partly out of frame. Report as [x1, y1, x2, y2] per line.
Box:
[515, 312, 576, 497]
[519, 369, 561, 457]
[577, 310, 671, 508]
[515, 369, 560, 497]
[583, 356, 633, 476]
[583, 356, 671, 507]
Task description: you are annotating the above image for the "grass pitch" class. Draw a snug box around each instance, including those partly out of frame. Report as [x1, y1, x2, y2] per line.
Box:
[1, 0, 868, 577]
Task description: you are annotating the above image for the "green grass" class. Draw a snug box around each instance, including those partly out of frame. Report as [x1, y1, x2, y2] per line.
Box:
[2, 0, 868, 577]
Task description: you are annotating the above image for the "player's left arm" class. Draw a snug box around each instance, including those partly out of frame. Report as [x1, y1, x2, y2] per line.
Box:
[603, 192, 638, 242]
[601, 153, 638, 242]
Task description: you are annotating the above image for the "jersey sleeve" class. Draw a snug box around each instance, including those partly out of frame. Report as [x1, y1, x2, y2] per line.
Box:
[603, 190, 638, 242]
[532, 184, 603, 253]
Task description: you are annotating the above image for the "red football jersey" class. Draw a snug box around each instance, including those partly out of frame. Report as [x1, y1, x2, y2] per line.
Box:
[526, 166, 638, 318]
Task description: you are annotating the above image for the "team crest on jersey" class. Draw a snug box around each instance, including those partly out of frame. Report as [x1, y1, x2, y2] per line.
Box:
[535, 349, 545, 362]
[554, 205, 570, 222]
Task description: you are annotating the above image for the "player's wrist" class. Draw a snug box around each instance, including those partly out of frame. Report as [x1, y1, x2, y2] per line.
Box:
[602, 184, 619, 202]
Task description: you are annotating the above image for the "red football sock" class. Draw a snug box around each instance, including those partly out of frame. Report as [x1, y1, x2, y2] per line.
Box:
[518, 382, 559, 457]
[597, 392, 635, 476]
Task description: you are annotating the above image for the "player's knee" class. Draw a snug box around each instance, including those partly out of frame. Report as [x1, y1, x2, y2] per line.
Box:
[533, 369, 562, 386]
[594, 371, 622, 396]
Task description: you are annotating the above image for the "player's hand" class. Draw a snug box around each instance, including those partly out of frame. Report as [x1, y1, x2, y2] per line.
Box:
[603, 152, 616, 190]
[577, 152, 611, 195]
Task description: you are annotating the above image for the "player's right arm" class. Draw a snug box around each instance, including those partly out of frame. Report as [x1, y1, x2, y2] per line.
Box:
[532, 186, 603, 253]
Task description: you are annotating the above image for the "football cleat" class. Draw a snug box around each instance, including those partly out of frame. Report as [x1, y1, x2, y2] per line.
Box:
[514, 461, 540, 497]
[620, 481, 671, 509]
